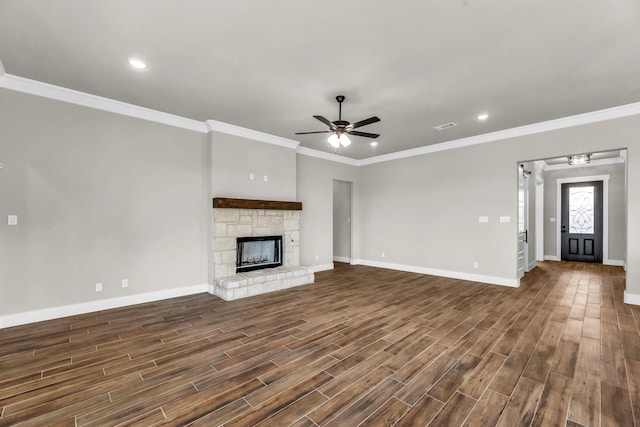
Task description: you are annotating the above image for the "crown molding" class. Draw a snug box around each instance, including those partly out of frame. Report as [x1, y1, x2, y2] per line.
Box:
[296, 146, 359, 166]
[0, 73, 208, 133]
[206, 119, 299, 150]
[543, 156, 625, 171]
[2, 70, 639, 164]
[358, 101, 640, 166]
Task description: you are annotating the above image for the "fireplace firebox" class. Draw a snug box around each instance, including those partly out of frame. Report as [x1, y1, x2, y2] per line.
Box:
[236, 235, 283, 273]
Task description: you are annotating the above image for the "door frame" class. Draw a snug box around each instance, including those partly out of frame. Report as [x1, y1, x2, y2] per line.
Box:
[535, 176, 544, 262]
[556, 175, 609, 264]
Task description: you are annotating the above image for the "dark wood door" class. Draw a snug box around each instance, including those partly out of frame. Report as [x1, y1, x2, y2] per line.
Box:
[561, 181, 603, 263]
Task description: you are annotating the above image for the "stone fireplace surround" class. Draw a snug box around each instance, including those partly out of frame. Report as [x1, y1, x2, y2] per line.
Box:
[212, 198, 314, 300]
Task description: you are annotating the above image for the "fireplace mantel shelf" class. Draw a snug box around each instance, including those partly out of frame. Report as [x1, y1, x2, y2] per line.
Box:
[213, 198, 302, 211]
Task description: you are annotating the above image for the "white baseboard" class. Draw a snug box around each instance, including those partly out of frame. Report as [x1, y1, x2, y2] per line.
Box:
[624, 291, 640, 306]
[527, 260, 537, 272]
[0, 284, 210, 329]
[604, 259, 625, 267]
[333, 256, 351, 263]
[309, 263, 334, 273]
[544, 256, 561, 261]
[350, 259, 519, 288]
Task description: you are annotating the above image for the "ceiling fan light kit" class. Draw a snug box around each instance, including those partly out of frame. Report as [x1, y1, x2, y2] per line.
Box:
[295, 95, 380, 150]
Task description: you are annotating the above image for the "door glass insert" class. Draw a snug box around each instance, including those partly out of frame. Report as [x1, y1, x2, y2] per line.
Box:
[569, 186, 594, 234]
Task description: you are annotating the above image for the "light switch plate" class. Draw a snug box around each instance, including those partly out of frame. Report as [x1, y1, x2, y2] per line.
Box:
[8, 215, 17, 225]
[550, 217, 556, 222]
[499, 216, 510, 223]
[478, 216, 489, 223]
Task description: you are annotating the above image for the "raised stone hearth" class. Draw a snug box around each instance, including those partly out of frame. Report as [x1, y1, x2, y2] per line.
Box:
[212, 199, 314, 301]
[215, 266, 314, 300]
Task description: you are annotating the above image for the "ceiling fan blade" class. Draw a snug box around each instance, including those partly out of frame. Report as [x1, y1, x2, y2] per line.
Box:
[352, 116, 380, 129]
[295, 131, 331, 135]
[313, 115, 335, 128]
[349, 130, 380, 139]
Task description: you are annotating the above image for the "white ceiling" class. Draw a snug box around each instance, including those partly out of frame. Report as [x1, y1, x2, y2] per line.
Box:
[1, 1, 639, 159]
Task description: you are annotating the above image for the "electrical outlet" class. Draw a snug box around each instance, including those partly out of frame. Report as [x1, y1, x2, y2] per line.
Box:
[96, 283, 103, 292]
[315, 255, 319, 261]
[381, 252, 386, 258]
[473, 262, 479, 268]
[121, 279, 128, 288]
[263, 175, 268, 182]
[0, 162, 4, 169]
[249, 173, 254, 180]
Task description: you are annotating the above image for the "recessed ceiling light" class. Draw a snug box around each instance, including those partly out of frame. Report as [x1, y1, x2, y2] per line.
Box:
[477, 113, 489, 121]
[370, 141, 378, 147]
[127, 57, 147, 69]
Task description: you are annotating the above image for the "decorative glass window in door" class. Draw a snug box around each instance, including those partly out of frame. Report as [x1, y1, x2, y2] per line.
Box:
[569, 186, 594, 233]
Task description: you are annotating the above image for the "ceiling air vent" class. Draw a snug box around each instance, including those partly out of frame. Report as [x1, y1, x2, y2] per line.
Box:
[434, 122, 457, 131]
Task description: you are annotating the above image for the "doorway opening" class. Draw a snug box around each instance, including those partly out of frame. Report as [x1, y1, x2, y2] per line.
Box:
[517, 149, 626, 283]
[333, 180, 352, 264]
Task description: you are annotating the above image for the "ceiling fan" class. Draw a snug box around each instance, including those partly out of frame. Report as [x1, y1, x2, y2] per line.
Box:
[295, 95, 381, 148]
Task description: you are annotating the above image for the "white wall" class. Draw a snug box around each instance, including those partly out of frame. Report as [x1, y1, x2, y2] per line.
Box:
[211, 132, 297, 201]
[358, 143, 517, 281]
[355, 115, 640, 296]
[0, 89, 209, 316]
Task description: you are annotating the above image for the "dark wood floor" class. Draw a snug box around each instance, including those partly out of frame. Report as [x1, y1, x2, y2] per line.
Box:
[1, 261, 638, 426]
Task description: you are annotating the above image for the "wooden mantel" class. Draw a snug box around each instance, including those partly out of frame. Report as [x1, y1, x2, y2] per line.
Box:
[213, 197, 302, 210]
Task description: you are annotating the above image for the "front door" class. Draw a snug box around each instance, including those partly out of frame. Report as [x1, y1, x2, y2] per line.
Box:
[561, 181, 603, 263]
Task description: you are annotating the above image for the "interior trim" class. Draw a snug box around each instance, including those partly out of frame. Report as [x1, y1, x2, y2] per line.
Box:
[0, 283, 210, 328]
[624, 290, 640, 306]
[206, 119, 299, 150]
[351, 259, 519, 288]
[296, 146, 359, 166]
[3, 72, 639, 166]
[356, 102, 640, 166]
[0, 73, 207, 133]
[309, 263, 334, 273]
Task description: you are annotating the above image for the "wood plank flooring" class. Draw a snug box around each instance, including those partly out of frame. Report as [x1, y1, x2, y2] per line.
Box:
[1, 261, 638, 426]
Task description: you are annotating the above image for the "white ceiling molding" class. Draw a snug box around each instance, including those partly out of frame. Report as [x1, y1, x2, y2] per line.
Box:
[296, 146, 359, 166]
[2, 70, 639, 164]
[543, 156, 625, 171]
[0, 73, 207, 133]
[358, 101, 640, 166]
[206, 119, 299, 150]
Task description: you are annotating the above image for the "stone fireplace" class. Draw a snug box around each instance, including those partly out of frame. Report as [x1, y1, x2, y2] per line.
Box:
[212, 198, 314, 300]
